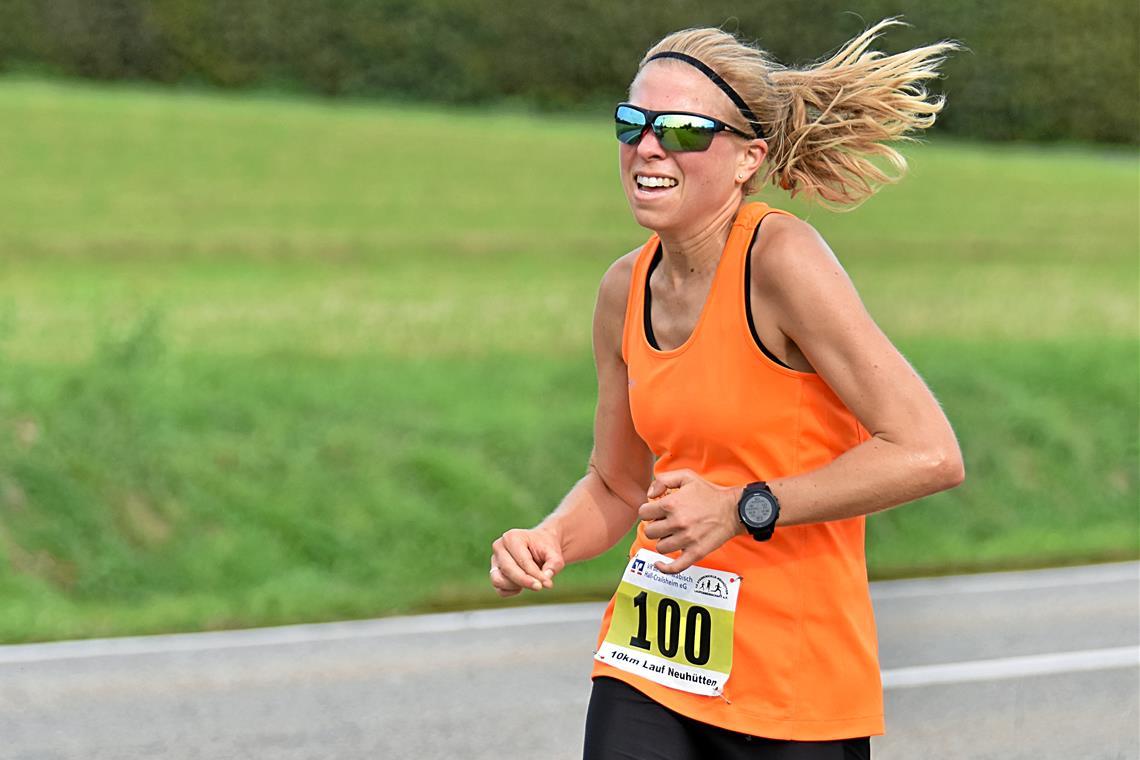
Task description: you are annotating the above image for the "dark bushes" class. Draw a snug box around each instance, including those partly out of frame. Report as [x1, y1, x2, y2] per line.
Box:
[2, 0, 1136, 142]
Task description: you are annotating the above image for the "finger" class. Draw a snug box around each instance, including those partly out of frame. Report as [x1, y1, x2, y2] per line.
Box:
[638, 499, 668, 522]
[500, 534, 548, 591]
[489, 566, 522, 597]
[493, 582, 522, 598]
[490, 562, 524, 597]
[642, 517, 675, 541]
[655, 548, 697, 575]
[529, 548, 563, 589]
[646, 483, 680, 501]
[648, 469, 695, 495]
[654, 532, 683, 554]
[495, 549, 542, 592]
[646, 479, 668, 499]
[511, 546, 549, 591]
[539, 554, 565, 586]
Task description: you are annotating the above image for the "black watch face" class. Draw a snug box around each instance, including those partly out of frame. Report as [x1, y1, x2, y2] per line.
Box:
[742, 492, 775, 527]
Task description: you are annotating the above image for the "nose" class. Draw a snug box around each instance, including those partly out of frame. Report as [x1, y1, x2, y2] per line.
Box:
[635, 126, 667, 159]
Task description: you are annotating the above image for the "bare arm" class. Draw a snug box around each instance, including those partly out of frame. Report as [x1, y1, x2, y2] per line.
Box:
[747, 216, 965, 523]
[640, 215, 964, 572]
[490, 250, 654, 596]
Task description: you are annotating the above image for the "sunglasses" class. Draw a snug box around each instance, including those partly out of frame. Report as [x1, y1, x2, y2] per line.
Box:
[615, 103, 752, 152]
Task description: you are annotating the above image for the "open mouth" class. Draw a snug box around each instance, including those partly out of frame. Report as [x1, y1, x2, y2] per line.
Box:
[635, 174, 678, 194]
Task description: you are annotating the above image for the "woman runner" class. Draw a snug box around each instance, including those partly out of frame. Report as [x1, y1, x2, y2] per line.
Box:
[490, 18, 964, 760]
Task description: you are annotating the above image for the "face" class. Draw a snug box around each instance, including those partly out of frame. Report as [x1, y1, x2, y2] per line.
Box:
[620, 61, 766, 234]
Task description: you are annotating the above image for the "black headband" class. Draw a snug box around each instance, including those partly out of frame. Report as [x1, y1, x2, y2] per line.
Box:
[645, 51, 764, 139]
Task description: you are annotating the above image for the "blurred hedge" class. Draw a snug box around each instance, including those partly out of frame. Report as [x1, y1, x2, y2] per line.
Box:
[1, 0, 1137, 143]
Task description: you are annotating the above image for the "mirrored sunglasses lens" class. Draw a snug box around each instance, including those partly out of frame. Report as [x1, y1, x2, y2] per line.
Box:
[615, 106, 647, 144]
[656, 114, 716, 151]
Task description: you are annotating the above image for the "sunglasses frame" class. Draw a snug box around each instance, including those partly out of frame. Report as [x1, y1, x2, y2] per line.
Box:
[615, 102, 753, 152]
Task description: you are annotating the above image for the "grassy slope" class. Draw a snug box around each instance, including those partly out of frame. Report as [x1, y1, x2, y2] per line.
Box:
[0, 78, 1136, 642]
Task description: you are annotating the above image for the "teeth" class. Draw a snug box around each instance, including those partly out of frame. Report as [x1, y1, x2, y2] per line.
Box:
[636, 175, 678, 188]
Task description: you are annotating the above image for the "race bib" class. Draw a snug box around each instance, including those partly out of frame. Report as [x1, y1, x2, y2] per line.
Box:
[595, 549, 741, 696]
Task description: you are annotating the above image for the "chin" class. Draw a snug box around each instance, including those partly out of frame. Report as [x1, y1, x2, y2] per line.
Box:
[626, 198, 679, 233]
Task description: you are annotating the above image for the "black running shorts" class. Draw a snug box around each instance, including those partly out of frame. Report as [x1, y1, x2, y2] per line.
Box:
[584, 677, 872, 760]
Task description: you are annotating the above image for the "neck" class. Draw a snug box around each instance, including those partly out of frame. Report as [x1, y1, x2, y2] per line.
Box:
[656, 197, 745, 282]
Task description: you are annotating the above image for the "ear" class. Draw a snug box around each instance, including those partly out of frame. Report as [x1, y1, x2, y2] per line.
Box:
[737, 138, 768, 180]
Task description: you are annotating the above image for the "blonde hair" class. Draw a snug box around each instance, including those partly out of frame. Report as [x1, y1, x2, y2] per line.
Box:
[635, 18, 962, 210]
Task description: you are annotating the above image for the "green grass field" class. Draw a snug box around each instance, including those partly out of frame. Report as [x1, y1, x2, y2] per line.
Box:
[0, 78, 1136, 642]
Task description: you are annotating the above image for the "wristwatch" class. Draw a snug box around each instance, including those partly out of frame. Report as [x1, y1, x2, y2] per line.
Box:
[737, 481, 780, 542]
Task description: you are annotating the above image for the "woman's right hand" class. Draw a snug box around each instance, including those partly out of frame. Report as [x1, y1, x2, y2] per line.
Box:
[489, 527, 566, 598]
[489, 249, 653, 600]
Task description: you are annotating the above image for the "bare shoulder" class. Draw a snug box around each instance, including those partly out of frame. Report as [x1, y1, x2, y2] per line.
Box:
[752, 213, 844, 279]
[595, 246, 642, 323]
[751, 213, 860, 309]
[590, 246, 642, 363]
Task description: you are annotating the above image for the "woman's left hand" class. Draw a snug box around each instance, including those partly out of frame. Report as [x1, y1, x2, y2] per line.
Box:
[638, 469, 745, 574]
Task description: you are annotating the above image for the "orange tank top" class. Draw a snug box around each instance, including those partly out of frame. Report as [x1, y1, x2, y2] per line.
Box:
[590, 201, 884, 740]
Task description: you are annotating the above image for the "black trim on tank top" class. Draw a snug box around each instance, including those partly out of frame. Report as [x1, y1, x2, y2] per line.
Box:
[643, 224, 794, 370]
[643, 242, 663, 349]
[743, 220, 796, 369]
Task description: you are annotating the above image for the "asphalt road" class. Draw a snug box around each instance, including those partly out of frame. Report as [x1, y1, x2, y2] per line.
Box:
[0, 562, 1136, 760]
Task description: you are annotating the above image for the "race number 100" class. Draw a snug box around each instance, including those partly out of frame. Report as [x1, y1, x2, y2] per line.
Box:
[627, 590, 713, 666]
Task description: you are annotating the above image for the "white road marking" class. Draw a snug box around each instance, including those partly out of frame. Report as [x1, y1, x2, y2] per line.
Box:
[882, 646, 1140, 689]
[870, 561, 1138, 600]
[0, 603, 609, 665]
[0, 562, 1135, 669]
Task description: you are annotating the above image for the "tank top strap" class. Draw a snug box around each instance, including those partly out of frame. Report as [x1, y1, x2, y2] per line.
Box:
[728, 200, 797, 255]
[724, 201, 773, 269]
[621, 234, 660, 365]
[731, 200, 776, 231]
[703, 201, 797, 331]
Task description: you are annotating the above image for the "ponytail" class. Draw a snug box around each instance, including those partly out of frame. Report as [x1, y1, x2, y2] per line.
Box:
[638, 18, 963, 210]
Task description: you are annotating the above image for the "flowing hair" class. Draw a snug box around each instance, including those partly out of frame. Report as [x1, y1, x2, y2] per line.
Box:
[636, 18, 963, 210]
